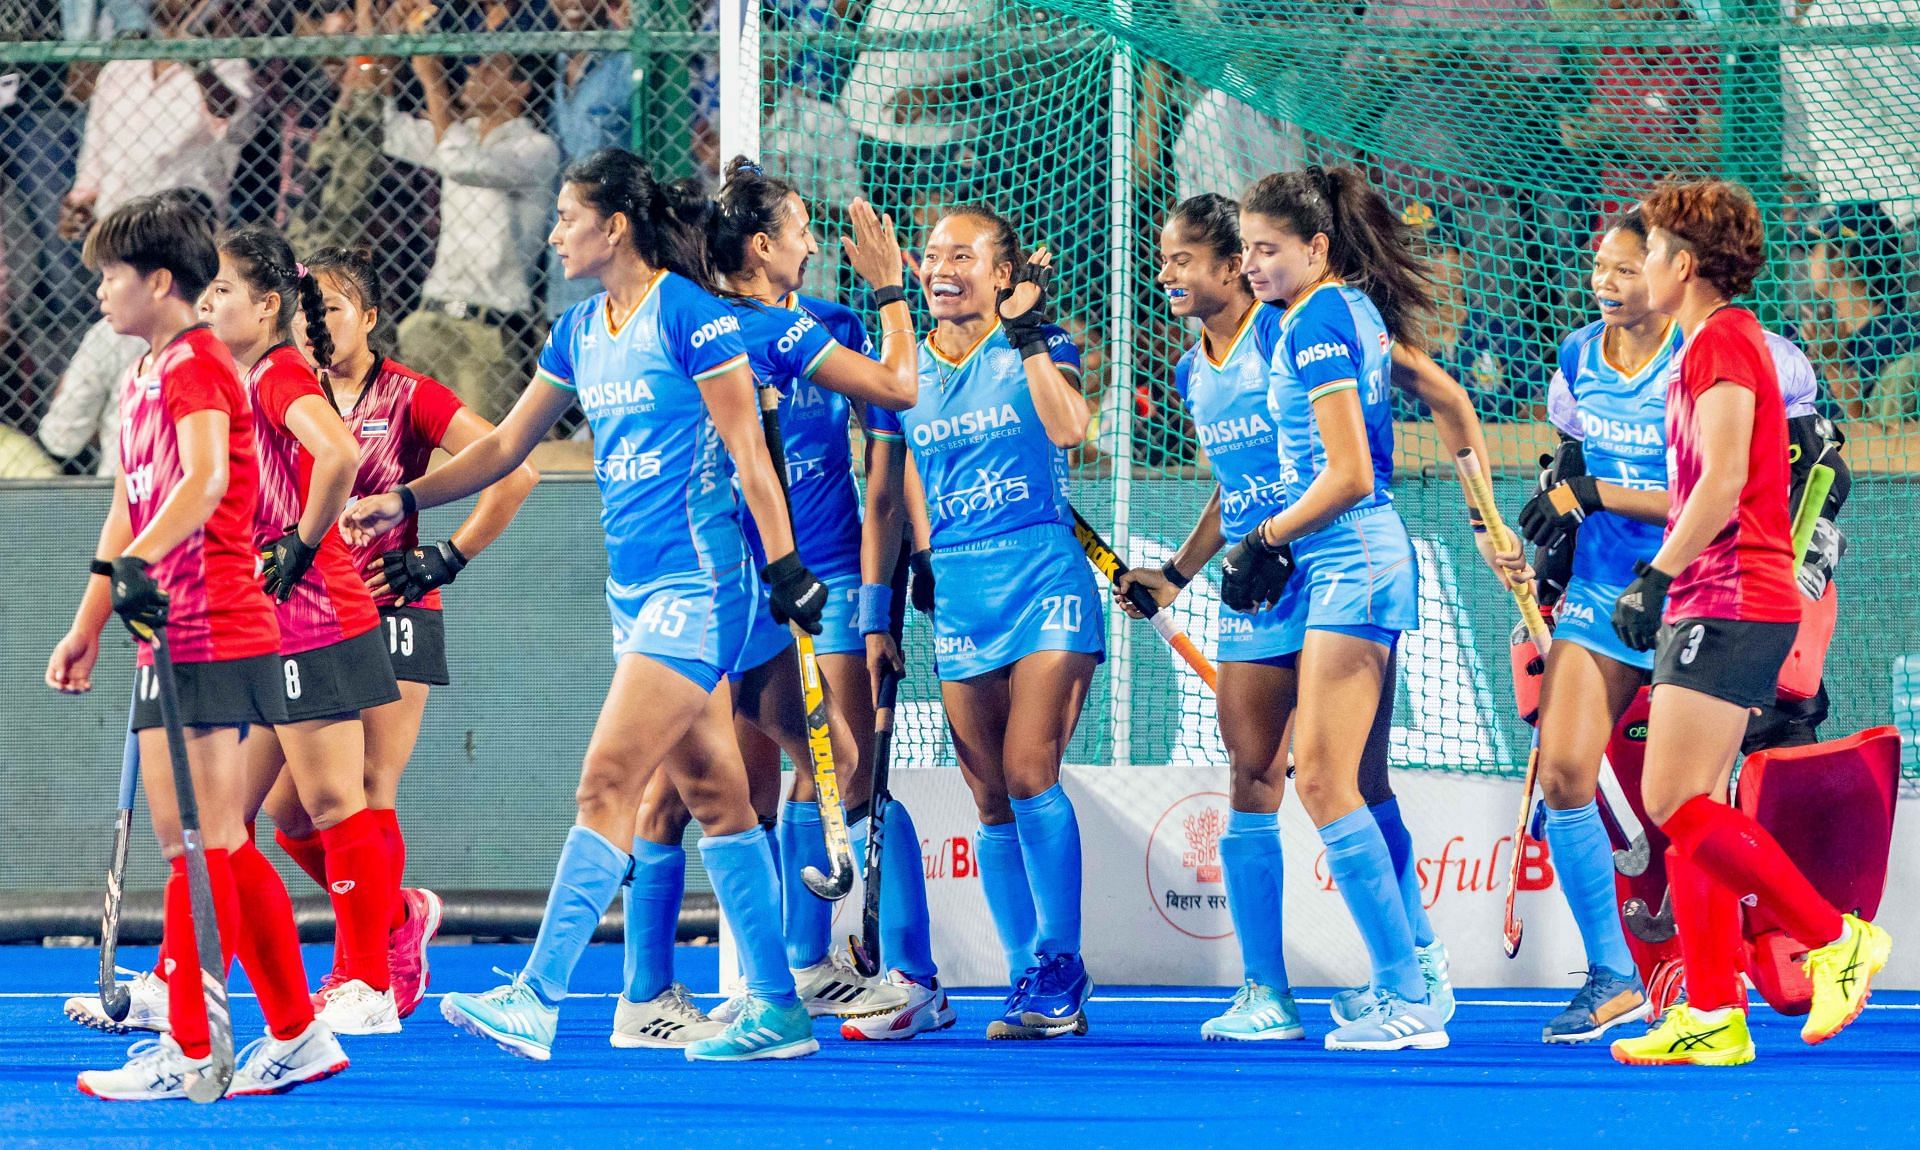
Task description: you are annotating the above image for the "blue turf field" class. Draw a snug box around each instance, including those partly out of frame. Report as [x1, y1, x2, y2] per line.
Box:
[6, 943, 1919, 1149]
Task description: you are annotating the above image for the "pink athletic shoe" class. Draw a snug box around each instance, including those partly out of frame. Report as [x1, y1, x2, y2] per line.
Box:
[387, 887, 443, 1019]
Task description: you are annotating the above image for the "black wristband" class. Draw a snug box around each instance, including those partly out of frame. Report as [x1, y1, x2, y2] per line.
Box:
[871, 285, 907, 309]
[90, 559, 113, 578]
[397, 484, 418, 517]
[444, 538, 469, 569]
[1159, 559, 1190, 589]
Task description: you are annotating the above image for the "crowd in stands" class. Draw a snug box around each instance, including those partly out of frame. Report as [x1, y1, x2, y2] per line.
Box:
[0, 0, 1916, 477]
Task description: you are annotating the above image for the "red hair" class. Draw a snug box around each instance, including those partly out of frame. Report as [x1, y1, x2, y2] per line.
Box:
[1640, 179, 1766, 299]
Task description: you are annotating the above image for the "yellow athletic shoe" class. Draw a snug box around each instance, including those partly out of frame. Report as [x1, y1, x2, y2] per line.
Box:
[1802, 913, 1892, 1046]
[1609, 1004, 1755, 1067]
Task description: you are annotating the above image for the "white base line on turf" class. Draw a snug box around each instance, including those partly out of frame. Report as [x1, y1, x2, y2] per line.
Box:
[17, 991, 1920, 1011]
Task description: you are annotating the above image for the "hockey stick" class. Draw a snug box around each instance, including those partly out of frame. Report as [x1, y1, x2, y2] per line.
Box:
[1623, 890, 1677, 944]
[757, 386, 855, 900]
[1453, 448, 1550, 958]
[98, 692, 141, 1022]
[1070, 508, 1218, 691]
[143, 627, 234, 1102]
[850, 544, 910, 978]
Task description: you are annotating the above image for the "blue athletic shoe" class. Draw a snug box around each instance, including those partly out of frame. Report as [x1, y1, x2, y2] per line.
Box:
[684, 995, 819, 1062]
[1329, 941, 1455, 1025]
[1324, 990, 1449, 1052]
[1019, 953, 1092, 1035]
[985, 970, 1038, 1040]
[440, 972, 558, 1061]
[1542, 965, 1650, 1044]
[1201, 981, 1305, 1042]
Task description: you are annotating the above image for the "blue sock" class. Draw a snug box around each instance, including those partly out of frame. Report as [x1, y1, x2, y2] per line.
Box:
[1318, 807, 1424, 1003]
[1011, 784, 1082, 958]
[1221, 809, 1289, 991]
[524, 826, 630, 1006]
[620, 838, 684, 1004]
[1370, 796, 1436, 948]
[777, 801, 829, 970]
[974, 821, 1038, 979]
[763, 819, 780, 878]
[1544, 800, 1637, 979]
[851, 800, 937, 981]
[699, 827, 799, 1007]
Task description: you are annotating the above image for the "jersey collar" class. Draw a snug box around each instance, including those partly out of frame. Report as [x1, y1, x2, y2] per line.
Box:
[1203, 303, 1262, 369]
[1280, 279, 1343, 323]
[604, 270, 666, 339]
[1601, 318, 1681, 383]
[927, 319, 1003, 372]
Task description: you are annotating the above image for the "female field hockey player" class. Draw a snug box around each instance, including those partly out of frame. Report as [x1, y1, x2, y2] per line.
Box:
[890, 205, 1103, 1040]
[261, 245, 537, 1021]
[1116, 194, 1506, 1040]
[1213, 166, 1450, 1051]
[47, 196, 346, 1099]
[1508, 207, 1679, 1043]
[1608, 179, 1891, 1067]
[199, 225, 408, 1037]
[624, 158, 945, 1044]
[344, 147, 828, 1063]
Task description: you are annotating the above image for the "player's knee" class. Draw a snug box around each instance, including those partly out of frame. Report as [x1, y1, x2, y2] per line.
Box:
[1538, 754, 1597, 811]
[635, 792, 691, 843]
[1000, 746, 1063, 800]
[1641, 784, 1690, 828]
[1288, 764, 1358, 824]
[574, 752, 639, 824]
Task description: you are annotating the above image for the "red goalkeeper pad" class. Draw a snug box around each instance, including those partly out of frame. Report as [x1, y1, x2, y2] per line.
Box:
[1510, 620, 1545, 726]
[1776, 581, 1837, 702]
[1600, 689, 1684, 1000]
[1736, 726, 1901, 1015]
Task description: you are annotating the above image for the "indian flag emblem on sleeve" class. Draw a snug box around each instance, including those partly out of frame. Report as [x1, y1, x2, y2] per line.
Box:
[360, 418, 390, 437]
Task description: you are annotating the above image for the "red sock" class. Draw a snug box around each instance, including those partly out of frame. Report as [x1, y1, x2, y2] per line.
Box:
[1662, 794, 1844, 947]
[1666, 846, 1745, 1011]
[275, 827, 330, 893]
[372, 807, 408, 930]
[162, 853, 240, 1060]
[231, 842, 316, 1039]
[320, 809, 393, 991]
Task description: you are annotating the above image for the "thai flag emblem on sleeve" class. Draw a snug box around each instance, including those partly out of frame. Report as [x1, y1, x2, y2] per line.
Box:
[360, 418, 390, 437]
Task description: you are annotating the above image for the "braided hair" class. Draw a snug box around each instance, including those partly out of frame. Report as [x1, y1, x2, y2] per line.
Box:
[217, 224, 336, 403]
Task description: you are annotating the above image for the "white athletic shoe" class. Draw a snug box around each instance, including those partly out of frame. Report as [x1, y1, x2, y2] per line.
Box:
[227, 1019, 350, 1097]
[840, 972, 957, 1041]
[65, 969, 170, 1035]
[315, 978, 402, 1036]
[610, 983, 726, 1049]
[793, 952, 910, 1019]
[76, 1035, 206, 1101]
[708, 979, 750, 1025]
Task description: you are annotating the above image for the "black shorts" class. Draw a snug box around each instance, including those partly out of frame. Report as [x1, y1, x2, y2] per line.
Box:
[378, 606, 450, 686]
[1652, 617, 1798, 710]
[131, 653, 288, 731]
[281, 628, 403, 722]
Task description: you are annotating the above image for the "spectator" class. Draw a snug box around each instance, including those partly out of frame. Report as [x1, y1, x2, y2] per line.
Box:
[1557, 0, 1719, 229]
[384, 52, 560, 420]
[1800, 201, 1920, 420]
[33, 317, 145, 473]
[837, 0, 989, 230]
[1, 0, 144, 415]
[547, 0, 632, 318]
[1171, 86, 1304, 206]
[1783, 0, 1920, 226]
[61, 0, 254, 230]
[1405, 207, 1538, 421]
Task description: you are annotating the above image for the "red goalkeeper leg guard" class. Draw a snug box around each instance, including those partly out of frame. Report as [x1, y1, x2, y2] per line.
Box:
[320, 809, 394, 991]
[372, 807, 408, 931]
[275, 827, 330, 893]
[1666, 846, 1744, 1012]
[232, 841, 317, 1039]
[1662, 794, 1844, 949]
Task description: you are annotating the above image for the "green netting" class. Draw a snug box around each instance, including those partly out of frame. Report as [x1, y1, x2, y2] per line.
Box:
[1, 5, 1917, 795]
[752, 0, 1920, 776]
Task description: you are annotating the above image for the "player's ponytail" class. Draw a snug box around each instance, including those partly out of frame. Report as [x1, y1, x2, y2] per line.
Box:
[564, 147, 724, 294]
[217, 224, 337, 404]
[710, 155, 799, 277]
[1243, 166, 1430, 344]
